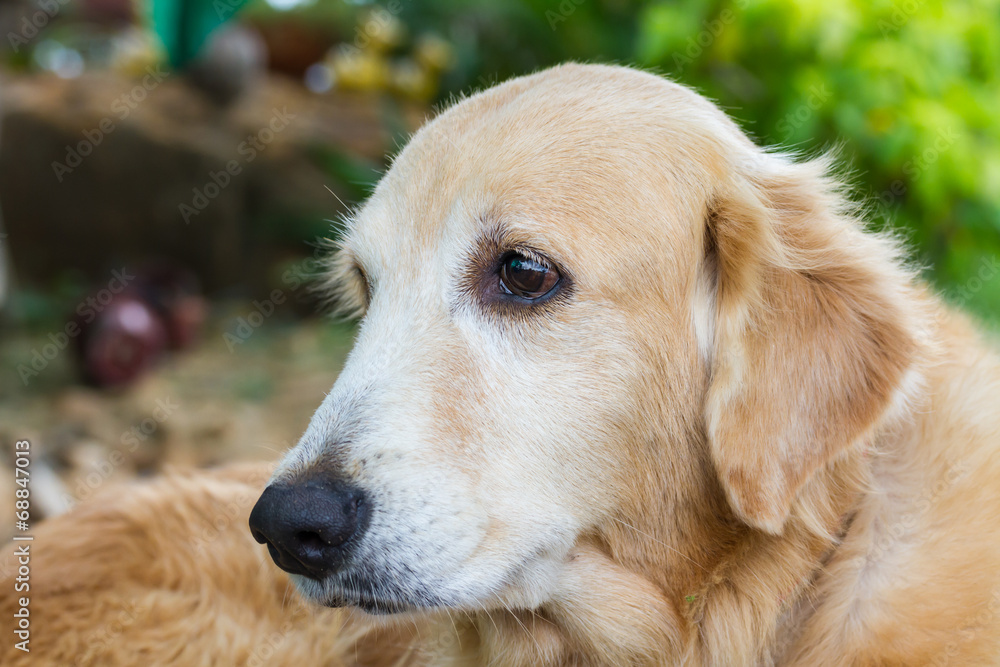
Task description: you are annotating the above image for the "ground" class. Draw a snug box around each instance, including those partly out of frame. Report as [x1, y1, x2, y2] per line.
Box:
[0, 309, 355, 540]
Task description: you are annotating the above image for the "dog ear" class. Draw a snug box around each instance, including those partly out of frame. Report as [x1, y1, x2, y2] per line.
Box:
[703, 156, 927, 534]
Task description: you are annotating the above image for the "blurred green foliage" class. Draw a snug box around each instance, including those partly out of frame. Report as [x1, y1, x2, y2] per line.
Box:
[634, 0, 1000, 322]
[360, 0, 1000, 321]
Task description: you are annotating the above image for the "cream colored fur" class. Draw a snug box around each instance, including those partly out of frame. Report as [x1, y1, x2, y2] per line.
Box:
[4, 64, 1000, 666]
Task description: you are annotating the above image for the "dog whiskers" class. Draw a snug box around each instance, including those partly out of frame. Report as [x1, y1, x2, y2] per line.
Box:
[323, 184, 357, 215]
[475, 597, 501, 640]
[611, 516, 708, 572]
[254, 443, 285, 457]
[493, 592, 545, 658]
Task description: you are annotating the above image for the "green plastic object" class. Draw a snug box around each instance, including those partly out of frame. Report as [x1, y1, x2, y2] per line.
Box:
[150, 0, 250, 68]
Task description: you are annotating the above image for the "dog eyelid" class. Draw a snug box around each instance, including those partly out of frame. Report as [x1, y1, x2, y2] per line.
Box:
[506, 246, 549, 267]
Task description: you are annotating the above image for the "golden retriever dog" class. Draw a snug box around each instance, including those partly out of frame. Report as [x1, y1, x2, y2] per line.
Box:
[4, 63, 1000, 666]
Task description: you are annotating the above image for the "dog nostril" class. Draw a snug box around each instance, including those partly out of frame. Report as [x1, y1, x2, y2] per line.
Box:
[297, 531, 328, 553]
[249, 526, 268, 546]
[249, 482, 370, 579]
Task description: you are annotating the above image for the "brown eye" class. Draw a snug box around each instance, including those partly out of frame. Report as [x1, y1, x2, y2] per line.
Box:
[499, 253, 560, 300]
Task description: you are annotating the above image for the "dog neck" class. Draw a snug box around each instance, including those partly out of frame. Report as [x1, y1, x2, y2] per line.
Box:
[453, 439, 873, 666]
[428, 340, 924, 667]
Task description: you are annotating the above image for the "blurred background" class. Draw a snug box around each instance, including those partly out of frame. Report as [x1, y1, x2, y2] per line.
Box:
[0, 0, 997, 538]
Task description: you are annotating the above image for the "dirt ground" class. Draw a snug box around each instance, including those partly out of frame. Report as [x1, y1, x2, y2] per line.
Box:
[0, 310, 355, 540]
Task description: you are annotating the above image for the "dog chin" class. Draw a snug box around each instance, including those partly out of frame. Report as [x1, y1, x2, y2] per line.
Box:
[322, 594, 417, 615]
[289, 571, 442, 616]
[287, 545, 566, 618]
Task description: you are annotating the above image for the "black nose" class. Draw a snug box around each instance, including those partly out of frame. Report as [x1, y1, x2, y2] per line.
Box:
[248, 480, 369, 580]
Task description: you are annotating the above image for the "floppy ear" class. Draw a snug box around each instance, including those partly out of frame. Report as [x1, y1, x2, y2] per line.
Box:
[703, 156, 928, 534]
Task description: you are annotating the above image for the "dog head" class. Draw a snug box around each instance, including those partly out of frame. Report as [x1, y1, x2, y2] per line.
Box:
[249, 64, 926, 617]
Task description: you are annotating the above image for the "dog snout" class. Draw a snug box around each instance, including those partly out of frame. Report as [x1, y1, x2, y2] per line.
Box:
[248, 480, 369, 580]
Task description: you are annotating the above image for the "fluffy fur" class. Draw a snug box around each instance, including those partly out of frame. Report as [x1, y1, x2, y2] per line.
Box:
[4, 64, 1000, 666]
